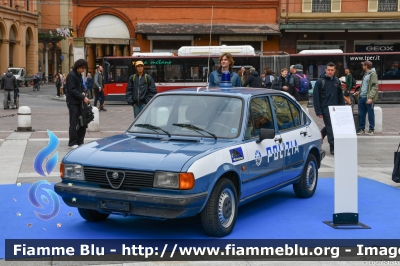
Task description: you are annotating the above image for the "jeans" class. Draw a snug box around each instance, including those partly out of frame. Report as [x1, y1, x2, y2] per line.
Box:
[3, 90, 14, 108]
[93, 88, 105, 107]
[133, 103, 146, 118]
[358, 97, 375, 131]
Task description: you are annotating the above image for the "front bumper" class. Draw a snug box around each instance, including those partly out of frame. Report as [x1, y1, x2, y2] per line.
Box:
[321, 149, 326, 161]
[54, 182, 208, 219]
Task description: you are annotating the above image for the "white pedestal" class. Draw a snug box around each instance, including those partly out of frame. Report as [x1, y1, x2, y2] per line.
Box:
[329, 106, 358, 224]
[87, 107, 99, 132]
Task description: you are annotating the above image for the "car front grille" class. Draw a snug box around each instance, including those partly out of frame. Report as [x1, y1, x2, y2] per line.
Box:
[84, 167, 154, 189]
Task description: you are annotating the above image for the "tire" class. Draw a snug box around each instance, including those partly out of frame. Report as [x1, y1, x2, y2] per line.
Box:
[293, 153, 318, 198]
[78, 208, 110, 221]
[17, 80, 21, 87]
[201, 178, 238, 237]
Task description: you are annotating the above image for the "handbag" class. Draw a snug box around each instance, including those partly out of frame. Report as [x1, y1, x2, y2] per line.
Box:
[392, 143, 400, 183]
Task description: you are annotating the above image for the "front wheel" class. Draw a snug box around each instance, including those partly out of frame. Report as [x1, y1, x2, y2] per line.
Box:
[201, 178, 238, 237]
[78, 208, 110, 221]
[293, 154, 318, 198]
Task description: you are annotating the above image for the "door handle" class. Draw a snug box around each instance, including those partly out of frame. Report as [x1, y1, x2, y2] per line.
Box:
[300, 131, 307, 136]
[274, 137, 282, 143]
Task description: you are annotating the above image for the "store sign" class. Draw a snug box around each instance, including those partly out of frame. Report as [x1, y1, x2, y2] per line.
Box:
[355, 44, 400, 52]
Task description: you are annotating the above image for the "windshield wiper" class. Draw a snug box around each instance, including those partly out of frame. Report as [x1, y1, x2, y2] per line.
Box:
[172, 123, 217, 140]
[134, 124, 171, 137]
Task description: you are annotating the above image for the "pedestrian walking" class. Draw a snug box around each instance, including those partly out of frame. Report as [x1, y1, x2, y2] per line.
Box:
[126, 61, 157, 118]
[93, 65, 107, 111]
[209, 53, 241, 87]
[65, 59, 90, 149]
[313, 62, 345, 155]
[86, 72, 93, 99]
[55, 73, 62, 97]
[1, 69, 18, 109]
[353, 60, 378, 135]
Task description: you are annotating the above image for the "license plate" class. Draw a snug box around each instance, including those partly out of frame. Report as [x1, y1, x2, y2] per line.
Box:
[99, 200, 129, 211]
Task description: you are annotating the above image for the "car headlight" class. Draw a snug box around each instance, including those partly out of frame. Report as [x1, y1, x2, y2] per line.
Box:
[153, 171, 195, 190]
[60, 163, 84, 180]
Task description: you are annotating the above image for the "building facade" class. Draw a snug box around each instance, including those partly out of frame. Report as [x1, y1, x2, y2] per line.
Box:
[279, 0, 400, 53]
[38, 0, 74, 80]
[0, 0, 38, 75]
[71, 0, 281, 74]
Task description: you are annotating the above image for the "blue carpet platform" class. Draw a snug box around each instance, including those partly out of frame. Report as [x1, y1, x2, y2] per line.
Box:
[1, 178, 399, 258]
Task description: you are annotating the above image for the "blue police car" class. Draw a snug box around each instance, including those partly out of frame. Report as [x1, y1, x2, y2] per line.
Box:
[55, 87, 325, 237]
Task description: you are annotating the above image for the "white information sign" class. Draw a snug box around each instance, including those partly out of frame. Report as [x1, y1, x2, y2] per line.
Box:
[329, 105, 358, 224]
[329, 106, 356, 136]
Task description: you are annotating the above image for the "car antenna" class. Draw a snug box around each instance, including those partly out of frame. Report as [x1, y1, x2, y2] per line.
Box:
[205, 6, 214, 92]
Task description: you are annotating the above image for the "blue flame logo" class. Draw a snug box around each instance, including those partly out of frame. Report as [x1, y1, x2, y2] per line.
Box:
[34, 130, 59, 176]
[28, 180, 60, 220]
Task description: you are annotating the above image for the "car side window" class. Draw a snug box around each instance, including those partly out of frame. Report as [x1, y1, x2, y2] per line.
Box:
[245, 96, 274, 139]
[272, 95, 302, 131]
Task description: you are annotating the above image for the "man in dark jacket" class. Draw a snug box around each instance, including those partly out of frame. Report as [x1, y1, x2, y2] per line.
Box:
[2, 69, 18, 109]
[93, 65, 106, 111]
[66, 59, 90, 149]
[289, 64, 311, 111]
[313, 62, 345, 155]
[126, 61, 157, 117]
[272, 68, 289, 92]
[243, 67, 262, 88]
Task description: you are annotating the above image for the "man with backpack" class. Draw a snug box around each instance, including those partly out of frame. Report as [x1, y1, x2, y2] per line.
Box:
[126, 61, 157, 117]
[289, 64, 311, 111]
[313, 62, 345, 155]
[2, 69, 18, 109]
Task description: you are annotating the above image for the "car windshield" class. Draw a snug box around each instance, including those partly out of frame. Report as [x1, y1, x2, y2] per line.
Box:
[9, 69, 20, 75]
[128, 94, 243, 139]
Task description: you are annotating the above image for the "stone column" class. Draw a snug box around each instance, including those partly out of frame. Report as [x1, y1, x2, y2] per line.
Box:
[113, 45, 117, 57]
[53, 42, 57, 77]
[96, 44, 103, 58]
[0, 40, 10, 74]
[44, 42, 49, 83]
[87, 44, 95, 74]
[116, 45, 122, 56]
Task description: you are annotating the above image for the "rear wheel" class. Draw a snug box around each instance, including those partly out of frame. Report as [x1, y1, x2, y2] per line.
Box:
[293, 154, 318, 198]
[78, 208, 110, 221]
[201, 178, 238, 237]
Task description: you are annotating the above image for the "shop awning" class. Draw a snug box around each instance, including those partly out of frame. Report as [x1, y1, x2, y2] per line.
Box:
[281, 20, 400, 32]
[85, 38, 129, 45]
[136, 23, 280, 35]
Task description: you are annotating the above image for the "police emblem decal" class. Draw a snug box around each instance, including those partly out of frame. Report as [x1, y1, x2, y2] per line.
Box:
[255, 150, 262, 166]
[229, 147, 244, 163]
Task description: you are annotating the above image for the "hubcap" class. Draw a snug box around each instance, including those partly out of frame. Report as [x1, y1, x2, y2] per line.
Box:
[218, 188, 235, 228]
[306, 160, 317, 191]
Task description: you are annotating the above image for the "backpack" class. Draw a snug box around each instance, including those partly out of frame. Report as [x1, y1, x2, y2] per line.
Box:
[265, 75, 274, 89]
[294, 74, 310, 94]
[79, 102, 95, 127]
[352, 77, 357, 89]
[132, 74, 148, 85]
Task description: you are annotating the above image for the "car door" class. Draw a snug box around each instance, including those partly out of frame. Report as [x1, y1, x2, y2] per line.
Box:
[271, 95, 309, 183]
[241, 95, 283, 198]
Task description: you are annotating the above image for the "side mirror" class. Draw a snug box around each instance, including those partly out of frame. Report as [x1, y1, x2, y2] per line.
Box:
[256, 128, 275, 144]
